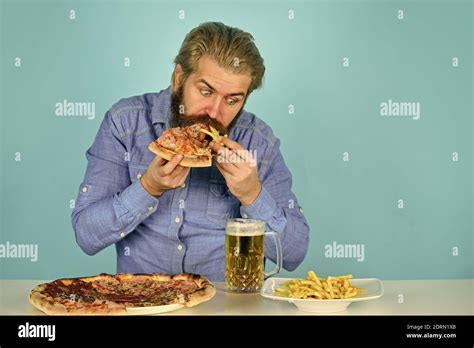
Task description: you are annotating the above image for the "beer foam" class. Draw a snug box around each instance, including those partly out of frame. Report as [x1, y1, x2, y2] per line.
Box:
[226, 229, 264, 236]
[226, 219, 265, 236]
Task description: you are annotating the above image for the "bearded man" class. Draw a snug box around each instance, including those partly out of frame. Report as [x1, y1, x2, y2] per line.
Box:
[72, 22, 309, 281]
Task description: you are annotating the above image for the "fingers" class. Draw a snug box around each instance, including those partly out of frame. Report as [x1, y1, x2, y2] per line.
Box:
[176, 167, 191, 185]
[144, 154, 190, 195]
[211, 140, 257, 171]
[215, 160, 238, 177]
[210, 138, 252, 164]
[209, 137, 244, 156]
[157, 155, 190, 185]
[209, 141, 238, 166]
[152, 156, 167, 166]
[161, 154, 183, 175]
[216, 149, 241, 171]
[166, 165, 190, 189]
[209, 140, 225, 155]
[174, 165, 190, 179]
[218, 136, 245, 151]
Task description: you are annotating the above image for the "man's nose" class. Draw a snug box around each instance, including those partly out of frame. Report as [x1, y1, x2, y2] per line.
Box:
[205, 98, 221, 119]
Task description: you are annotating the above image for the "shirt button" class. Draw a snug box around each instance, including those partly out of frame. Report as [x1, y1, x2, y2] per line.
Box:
[175, 217, 181, 223]
[181, 183, 186, 188]
[177, 244, 183, 251]
[81, 186, 88, 193]
[299, 207, 304, 214]
[147, 206, 154, 212]
[242, 213, 248, 219]
[137, 173, 142, 179]
[120, 232, 125, 238]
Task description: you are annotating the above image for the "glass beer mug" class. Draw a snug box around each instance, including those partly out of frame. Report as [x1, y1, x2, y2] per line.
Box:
[225, 218, 282, 292]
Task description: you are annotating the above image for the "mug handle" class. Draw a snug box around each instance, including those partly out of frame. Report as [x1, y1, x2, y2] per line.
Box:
[263, 231, 282, 280]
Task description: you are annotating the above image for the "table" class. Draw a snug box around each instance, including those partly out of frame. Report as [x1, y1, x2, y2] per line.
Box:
[1, 279, 472, 315]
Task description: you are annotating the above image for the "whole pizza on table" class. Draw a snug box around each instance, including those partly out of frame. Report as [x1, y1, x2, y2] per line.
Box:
[148, 123, 227, 167]
[29, 273, 216, 315]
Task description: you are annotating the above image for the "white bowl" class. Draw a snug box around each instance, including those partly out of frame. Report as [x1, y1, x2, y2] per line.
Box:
[261, 277, 384, 313]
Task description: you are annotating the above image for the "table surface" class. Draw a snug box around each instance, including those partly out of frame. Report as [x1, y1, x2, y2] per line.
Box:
[1, 279, 472, 315]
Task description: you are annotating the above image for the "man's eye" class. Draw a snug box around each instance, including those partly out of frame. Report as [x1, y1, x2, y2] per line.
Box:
[200, 89, 211, 97]
[227, 98, 238, 105]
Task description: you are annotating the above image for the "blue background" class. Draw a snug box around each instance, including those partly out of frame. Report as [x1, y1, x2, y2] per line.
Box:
[0, 0, 472, 280]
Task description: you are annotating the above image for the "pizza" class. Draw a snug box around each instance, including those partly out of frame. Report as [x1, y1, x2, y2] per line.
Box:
[148, 123, 226, 167]
[29, 273, 216, 315]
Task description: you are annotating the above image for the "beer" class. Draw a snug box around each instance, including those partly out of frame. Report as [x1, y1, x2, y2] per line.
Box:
[225, 218, 282, 293]
[225, 231, 264, 292]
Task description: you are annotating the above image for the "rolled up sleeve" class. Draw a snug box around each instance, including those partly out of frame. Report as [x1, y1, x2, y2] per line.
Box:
[71, 111, 158, 256]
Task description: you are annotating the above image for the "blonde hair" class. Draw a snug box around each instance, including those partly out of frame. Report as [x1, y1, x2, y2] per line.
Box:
[173, 22, 265, 94]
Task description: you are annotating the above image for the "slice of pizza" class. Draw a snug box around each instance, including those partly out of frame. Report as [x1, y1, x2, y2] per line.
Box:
[148, 123, 226, 167]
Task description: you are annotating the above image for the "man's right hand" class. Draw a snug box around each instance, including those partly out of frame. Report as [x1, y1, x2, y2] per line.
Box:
[140, 154, 190, 197]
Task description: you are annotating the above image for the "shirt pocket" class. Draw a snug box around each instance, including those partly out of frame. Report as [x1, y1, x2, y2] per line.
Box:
[206, 171, 240, 228]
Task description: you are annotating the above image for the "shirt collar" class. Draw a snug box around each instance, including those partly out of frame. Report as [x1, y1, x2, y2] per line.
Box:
[151, 85, 173, 125]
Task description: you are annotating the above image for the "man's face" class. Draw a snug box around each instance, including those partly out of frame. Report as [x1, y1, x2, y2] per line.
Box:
[171, 55, 252, 132]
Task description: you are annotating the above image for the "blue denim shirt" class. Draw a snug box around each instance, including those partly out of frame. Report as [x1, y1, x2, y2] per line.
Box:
[71, 86, 309, 281]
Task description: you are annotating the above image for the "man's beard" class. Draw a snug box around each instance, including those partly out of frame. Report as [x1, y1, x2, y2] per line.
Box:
[170, 84, 242, 135]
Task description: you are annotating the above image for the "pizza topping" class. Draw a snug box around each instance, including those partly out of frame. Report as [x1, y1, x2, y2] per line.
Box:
[148, 122, 232, 167]
[154, 124, 226, 156]
[156, 130, 177, 151]
[30, 273, 214, 314]
[186, 123, 207, 140]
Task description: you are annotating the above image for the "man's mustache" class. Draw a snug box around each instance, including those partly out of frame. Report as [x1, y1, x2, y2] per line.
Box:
[175, 114, 227, 135]
[170, 86, 228, 135]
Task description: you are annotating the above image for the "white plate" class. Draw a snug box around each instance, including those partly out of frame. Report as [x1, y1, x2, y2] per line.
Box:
[261, 277, 384, 313]
[125, 303, 184, 315]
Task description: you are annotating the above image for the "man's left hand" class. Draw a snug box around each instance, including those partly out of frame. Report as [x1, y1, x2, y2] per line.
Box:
[209, 137, 261, 206]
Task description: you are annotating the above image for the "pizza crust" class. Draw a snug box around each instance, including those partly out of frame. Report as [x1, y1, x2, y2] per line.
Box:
[148, 142, 212, 167]
[170, 273, 216, 307]
[186, 283, 216, 307]
[29, 285, 128, 316]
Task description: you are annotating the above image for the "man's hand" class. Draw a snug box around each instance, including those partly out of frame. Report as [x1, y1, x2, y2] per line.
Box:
[140, 154, 190, 197]
[209, 137, 261, 206]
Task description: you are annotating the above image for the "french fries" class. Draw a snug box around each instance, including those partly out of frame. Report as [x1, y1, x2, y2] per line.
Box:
[275, 271, 366, 300]
[199, 126, 227, 145]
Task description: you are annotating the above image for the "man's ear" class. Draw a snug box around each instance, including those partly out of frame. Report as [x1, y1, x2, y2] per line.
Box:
[172, 64, 183, 92]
